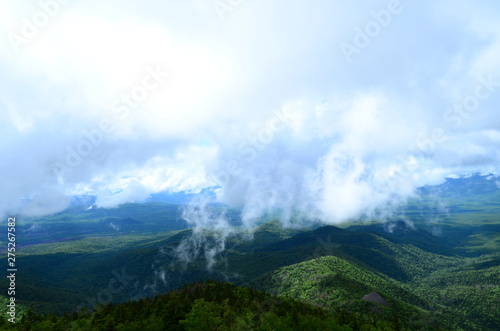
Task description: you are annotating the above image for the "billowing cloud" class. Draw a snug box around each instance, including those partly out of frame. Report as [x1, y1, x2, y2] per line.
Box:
[0, 0, 500, 225]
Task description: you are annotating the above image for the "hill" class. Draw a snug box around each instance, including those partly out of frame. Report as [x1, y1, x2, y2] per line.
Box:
[8, 280, 403, 330]
[0, 175, 498, 329]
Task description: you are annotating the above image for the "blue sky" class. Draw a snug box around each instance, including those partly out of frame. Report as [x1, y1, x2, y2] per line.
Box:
[1, 0, 500, 224]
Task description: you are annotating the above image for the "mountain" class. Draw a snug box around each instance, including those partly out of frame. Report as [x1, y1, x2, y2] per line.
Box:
[13, 280, 401, 330]
[249, 255, 458, 330]
[4, 217, 497, 329]
[145, 187, 218, 204]
[418, 173, 500, 197]
[1, 174, 499, 329]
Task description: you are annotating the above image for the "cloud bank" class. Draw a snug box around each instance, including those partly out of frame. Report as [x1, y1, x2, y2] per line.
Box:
[1, 0, 500, 226]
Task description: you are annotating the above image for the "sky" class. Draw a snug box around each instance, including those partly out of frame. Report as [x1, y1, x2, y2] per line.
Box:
[1, 0, 500, 225]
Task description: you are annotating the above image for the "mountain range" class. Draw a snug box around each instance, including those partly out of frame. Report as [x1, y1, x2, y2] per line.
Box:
[0, 173, 498, 330]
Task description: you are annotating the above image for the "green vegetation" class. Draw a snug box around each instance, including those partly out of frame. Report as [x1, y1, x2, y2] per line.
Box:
[0, 174, 498, 329]
[249, 256, 481, 330]
[1, 281, 415, 330]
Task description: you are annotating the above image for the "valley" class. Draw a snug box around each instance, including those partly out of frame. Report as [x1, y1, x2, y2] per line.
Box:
[0, 174, 498, 330]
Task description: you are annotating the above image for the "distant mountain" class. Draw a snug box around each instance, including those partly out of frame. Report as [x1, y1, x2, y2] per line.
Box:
[69, 194, 97, 208]
[145, 187, 217, 204]
[346, 220, 457, 256]
[418, 173, 499, 197]
[67, 188, 218, 210]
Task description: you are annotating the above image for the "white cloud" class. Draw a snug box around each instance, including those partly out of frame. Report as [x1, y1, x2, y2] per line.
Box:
[0, 0, 499, 224]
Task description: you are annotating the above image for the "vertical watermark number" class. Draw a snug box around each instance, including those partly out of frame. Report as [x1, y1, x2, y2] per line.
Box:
[6, 217, 17, 324]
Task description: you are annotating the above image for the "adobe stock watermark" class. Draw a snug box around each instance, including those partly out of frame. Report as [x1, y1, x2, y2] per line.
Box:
[7, 0, 72, 52]
[388, 75, 498, 181]
[340, 0, 408, 63]
[76, 268, 136, 314]
[415, 75, 499, 160]
[211, 107, 295, 187]
[311, 235, 341, 260]
[252, 296, 280, 324]
[442, 75, 500, 131]
[213, 0, 245, 21]
[52, 65, 169, 182]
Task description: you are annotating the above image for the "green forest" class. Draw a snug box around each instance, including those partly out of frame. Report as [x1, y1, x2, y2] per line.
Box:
[0, 174, 498, 330]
